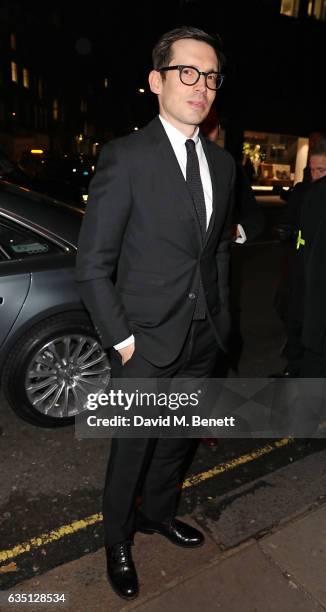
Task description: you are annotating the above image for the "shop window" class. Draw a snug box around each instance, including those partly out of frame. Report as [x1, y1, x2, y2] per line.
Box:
[242, 131, 298, 186]
[11, 61, 18, 83]
[280, 0, 299, 16]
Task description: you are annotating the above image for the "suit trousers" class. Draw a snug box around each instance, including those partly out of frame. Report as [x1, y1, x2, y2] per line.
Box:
[103, 318, 221, 546]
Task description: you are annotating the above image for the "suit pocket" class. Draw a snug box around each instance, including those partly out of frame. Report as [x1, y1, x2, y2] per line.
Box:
[117, 270, 166, 294]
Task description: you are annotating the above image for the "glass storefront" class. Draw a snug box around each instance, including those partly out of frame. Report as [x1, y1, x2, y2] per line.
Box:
[242, 131, 307, 189]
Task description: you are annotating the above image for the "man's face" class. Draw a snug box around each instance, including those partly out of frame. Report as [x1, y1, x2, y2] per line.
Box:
[309, 154, 326, 181]
[149, 38, 218, 136]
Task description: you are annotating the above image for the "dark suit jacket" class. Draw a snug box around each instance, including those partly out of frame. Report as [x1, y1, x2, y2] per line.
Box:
[300, 175, 326, 353]
[76, 116, 235, 366]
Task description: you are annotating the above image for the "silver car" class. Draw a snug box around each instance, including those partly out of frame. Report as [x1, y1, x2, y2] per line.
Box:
[0, 180, 110, 427]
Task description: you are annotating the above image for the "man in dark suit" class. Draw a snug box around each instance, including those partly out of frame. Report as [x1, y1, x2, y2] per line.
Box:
[280, 143, 326, 436]
[274, 136, 326, 378]
[76, 26, 235, 600]
[299, 140, 326, 375]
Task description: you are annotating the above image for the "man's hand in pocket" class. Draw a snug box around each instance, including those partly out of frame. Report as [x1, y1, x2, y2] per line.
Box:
[118, 343, 135, 365]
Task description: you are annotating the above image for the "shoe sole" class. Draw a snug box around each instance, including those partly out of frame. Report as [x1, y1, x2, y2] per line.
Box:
[138, 527, 204, 548]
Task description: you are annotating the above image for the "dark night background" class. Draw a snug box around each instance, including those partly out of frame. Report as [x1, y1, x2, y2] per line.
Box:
[0, 0, 325, 161]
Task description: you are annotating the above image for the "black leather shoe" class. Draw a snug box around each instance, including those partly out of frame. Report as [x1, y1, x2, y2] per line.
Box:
[137, 516, 204, 548]
[105, 541, 139, 600]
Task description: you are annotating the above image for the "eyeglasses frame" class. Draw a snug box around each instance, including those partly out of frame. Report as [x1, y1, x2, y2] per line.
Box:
[158, 65, 224, 90]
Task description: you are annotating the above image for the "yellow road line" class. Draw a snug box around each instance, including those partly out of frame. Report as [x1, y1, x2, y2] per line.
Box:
[0, 514, 102, 564]
[183, 437, 293, 488]
[0, 438, 293, 565]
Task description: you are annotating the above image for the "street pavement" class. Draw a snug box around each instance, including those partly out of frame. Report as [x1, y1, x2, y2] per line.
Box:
[2, 200, 326, 610]
[2, 479, 326, 611]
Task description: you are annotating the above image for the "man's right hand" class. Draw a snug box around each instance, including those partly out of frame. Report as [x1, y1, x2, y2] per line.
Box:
[118, 342, 135, 365]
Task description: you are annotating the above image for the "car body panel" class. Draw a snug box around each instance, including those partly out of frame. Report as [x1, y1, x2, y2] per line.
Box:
[0, 256, 85, 371]
[0, 180, 88, 372]
[0, 181, 83, 246]
[0, 273, 30, 347]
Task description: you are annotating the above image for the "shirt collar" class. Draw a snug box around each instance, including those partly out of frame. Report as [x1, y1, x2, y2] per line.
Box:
[159, 115, 200, 147]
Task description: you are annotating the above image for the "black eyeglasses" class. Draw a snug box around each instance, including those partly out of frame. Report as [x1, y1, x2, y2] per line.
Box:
[159, 65, 224, 90]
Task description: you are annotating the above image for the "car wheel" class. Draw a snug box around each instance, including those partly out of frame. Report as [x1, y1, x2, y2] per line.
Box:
[2, 312, 111, 427]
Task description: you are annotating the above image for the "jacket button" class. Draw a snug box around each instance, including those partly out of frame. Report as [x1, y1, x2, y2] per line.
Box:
[188, 292, 196, 300]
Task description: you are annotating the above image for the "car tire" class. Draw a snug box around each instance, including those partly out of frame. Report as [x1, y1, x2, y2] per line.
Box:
[2, 312, 111, 427]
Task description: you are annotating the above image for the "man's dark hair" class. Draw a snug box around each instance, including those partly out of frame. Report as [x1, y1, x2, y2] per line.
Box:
[152, 26, 225, 75]
[309, 134, 326, 157]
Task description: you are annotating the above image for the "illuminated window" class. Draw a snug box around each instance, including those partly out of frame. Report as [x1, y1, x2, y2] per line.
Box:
[23, 68, 29, 89]
[11, 61, 18, 83]
[104, 77, 109, 88]
[10, 33, 16, 50]
[280, 0, 299, 16]
[53, 98, 59, 120]
[308, 0, 326, 20]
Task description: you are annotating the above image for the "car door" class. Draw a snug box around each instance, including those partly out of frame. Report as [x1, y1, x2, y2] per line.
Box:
[0, 217, 61, 348]
[0, 223, 31, 347]
[0, 268, 31, 347]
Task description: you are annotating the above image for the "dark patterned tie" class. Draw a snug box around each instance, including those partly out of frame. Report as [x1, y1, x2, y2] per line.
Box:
[185, 138, 206, 319]
[185, 139, 207, 239]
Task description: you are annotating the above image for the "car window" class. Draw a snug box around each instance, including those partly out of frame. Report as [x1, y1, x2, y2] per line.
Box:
[0, 220, 62, 260]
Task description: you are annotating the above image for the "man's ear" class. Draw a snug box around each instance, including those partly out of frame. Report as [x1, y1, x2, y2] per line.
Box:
[148, 70, 162, 94]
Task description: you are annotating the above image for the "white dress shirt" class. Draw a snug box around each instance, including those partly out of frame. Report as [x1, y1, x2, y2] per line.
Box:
[114, 115, 214, 350]
[235, 224, 247, 243]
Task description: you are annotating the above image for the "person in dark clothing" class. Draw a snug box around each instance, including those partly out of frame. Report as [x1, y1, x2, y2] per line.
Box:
[286, 172, 326, 435]
[272, 136, 326, 377]
[76, 26, 235, 600]
[272, 170, 312, 376]
[299, 174, 326, 374]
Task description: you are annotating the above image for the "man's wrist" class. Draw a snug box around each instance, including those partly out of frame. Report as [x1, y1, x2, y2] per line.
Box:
[114, 335, 135, 350]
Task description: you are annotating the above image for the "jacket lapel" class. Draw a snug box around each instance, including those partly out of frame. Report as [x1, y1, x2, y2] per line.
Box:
[199, 132, 218, 247]
[145, 117, 226, 249]
[149, 118, 203, 246]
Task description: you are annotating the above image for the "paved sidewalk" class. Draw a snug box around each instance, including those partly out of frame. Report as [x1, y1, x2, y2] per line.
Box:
[3, 504, 326, 612]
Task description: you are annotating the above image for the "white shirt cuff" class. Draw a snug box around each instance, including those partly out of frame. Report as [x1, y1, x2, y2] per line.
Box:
[235, 224, 247, 244]
[114, 335, 135, 350]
